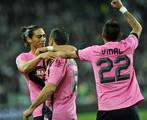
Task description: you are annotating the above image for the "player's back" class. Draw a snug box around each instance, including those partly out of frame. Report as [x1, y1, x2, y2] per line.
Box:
[55, 59, 78, 120]
[78, 34, 144, 111]
[46, 58, 78, 120]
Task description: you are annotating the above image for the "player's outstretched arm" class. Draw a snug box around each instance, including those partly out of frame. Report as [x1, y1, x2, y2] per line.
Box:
[38, 45, 78, 59]
[54, 45, 77, 52]
[35, 45, 77, 56]
[55, 49, 78, 59]
[111, 0, 142, 38]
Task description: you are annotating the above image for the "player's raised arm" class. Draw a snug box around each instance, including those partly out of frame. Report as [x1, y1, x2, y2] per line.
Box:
[111, 0, 142, 38]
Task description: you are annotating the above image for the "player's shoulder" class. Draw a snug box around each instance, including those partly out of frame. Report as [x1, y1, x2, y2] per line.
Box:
[126, 34, 138, 40]
[78, 45, 102, 57]
[116, 33, 139, 51]
[16, 52, 33, 61]
[53, 58, 77, 67]
[53, 57, 67, 65]
[120, 34, 138, 46]
[81, 45, 100, 51]
[17, 52, 31, 57]
[67, 59, 77, 65]
[88, 45, 100, 49]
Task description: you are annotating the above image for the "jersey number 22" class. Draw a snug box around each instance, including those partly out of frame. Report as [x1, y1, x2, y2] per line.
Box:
[97, 55, 130, 83]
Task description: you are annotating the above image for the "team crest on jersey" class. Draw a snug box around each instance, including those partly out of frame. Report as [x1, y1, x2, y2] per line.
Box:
[36, 67, 46, 79]
[28, 66, 46, 82]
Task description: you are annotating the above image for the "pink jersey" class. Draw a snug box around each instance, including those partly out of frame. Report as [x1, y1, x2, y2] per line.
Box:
[78, 34, 144, 111]
[45, 58, 78, 120]
[16, 52, 49, 117]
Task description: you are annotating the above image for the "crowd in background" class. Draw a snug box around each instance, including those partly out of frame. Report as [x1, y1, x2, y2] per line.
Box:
[0, 0, 147, 110]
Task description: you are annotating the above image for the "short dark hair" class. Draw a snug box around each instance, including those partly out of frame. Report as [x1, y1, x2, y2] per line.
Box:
[102, 19, 120, 42]
[20, 25, 42, 48]
[49, 28, 69, 45]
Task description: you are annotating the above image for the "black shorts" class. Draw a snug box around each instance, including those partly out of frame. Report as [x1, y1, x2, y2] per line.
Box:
[96, 106, 139, 120]
[33, 112, 52, 120]
[34, 116, 44, 120]
[33, 113, 52, 120]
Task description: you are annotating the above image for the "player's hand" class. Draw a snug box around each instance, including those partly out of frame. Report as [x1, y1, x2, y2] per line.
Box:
[35, 47, 48, 56]
[39, 51, 57, 60]
[23, 108, 33, 120]
[111, 0, 123, 9]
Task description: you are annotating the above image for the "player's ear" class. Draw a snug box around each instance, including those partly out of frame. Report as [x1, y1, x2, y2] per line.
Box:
[101, 34, 106, 40]
[96, 32, 103, 40]
[48, 38, 53, 46]
[100, 34, 108, 43]
[26, 37, 32, 44]
[119, 31, 123, 38]
[117, 31, 123, 40]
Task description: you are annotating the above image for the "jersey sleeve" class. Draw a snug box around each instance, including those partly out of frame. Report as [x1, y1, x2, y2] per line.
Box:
[46, 58, 67, 85]
[125, 34, 139, 50]
[16, 53, 31, 68]
[78, 46, 97, 62]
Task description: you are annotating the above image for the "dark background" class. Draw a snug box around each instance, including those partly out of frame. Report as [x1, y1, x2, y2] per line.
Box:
[0, 0, 147, 119]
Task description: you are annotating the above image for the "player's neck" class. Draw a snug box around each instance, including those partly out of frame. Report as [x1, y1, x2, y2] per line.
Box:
[30, 47, 37, 55]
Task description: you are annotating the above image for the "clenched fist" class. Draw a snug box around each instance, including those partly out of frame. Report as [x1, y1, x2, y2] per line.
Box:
[111, 0, 123, 9]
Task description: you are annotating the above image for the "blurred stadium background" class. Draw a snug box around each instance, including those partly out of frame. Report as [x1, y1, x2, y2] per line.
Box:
[0, 0, 147, 119]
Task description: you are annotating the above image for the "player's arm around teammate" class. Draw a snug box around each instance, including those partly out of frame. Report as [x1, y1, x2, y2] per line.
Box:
[17, 51, 56, 73]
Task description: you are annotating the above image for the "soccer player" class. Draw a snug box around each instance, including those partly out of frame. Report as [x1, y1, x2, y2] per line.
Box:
[23, 28, 78, 120]
[16, 25, 56, 120]
[44, 0, 144, 120]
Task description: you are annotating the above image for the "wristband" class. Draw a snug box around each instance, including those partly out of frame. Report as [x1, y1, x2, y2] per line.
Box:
[46, 46, 54, 51]
[119, 6, 128, 14]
